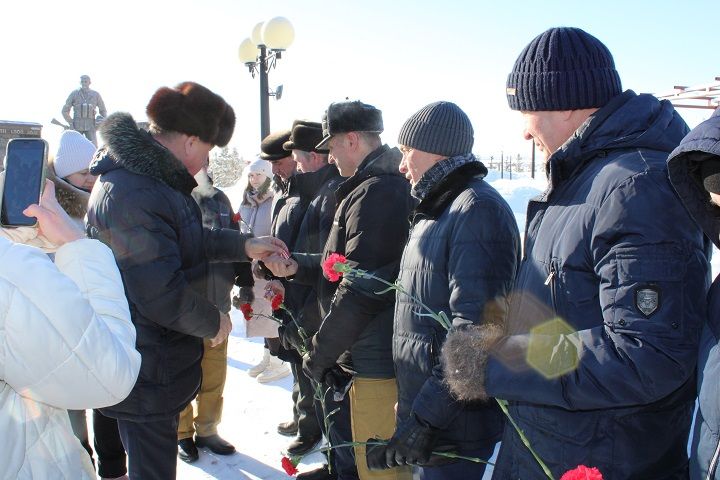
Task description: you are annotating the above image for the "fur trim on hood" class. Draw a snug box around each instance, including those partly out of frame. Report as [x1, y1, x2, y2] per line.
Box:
[47, 160, 90, 220]
[93, 112, 197, 195]
[441, 323, 503, 401]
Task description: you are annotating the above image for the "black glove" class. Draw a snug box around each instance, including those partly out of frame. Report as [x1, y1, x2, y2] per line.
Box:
[278, 322, 303, 352]
[324, 365, 354, 401]
[366, 437, 396, 471]
[275, 344, 303, 364]
[385, 414, 439, 466]
[302, 352, 327, 384]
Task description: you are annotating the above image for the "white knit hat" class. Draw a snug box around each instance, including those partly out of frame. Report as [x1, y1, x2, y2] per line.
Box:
[54, 130, 96, 178]
[247, 157, 273, 178]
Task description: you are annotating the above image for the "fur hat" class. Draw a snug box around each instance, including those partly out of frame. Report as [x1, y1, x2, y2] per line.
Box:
[247, 157, 273, 178]
[54, 130, 97, 178]
[283, 120, 328, 153]
[260, 130, 292, 161]
[398, 101, 474, 157]
[506, 27, 622, 111]
[316, 101, 383, 149]
[146, 81, 235, 146]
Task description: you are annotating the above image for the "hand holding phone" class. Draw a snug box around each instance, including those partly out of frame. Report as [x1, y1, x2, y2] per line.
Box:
[23, 180, 84, 246]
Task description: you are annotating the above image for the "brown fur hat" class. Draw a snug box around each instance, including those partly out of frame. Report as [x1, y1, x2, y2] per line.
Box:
[146, 82, 235, 146]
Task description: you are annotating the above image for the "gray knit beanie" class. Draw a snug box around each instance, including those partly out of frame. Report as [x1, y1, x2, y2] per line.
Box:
[506, 27, 622, 111]
[397, 101, 474, 157]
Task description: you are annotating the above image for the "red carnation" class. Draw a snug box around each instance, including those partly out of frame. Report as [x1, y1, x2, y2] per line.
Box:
[271, 293, 284, 311]
[232, 212, 241, 223]
[560, 465, 603, 480]
[281, 456, 298, 476]
[322, 253, 348, 282]
[239, 303, 253, 321]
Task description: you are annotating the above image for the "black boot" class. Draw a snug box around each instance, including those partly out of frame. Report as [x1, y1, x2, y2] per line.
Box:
[178, 438, 199, 463]
[285, 435, 322, 456]
[277, 420, 299, 437]
[195, 434, 236, 455]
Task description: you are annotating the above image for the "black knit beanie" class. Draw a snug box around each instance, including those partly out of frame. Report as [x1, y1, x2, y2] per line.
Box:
[506, 27, 622, 111]
[397, 101, 474, 157]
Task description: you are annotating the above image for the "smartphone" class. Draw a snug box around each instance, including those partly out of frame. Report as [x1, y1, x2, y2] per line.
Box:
[1, 138, 47, 227]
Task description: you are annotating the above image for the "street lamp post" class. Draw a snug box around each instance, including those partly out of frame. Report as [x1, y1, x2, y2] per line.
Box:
[238, 17, 294, 142]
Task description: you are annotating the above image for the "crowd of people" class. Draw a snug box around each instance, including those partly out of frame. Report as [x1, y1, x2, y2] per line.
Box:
[2, 25, 720, 480]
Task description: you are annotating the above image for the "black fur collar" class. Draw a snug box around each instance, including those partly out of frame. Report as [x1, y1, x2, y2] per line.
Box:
[414, 162, 488, 220]
[93, 112, 197, 195]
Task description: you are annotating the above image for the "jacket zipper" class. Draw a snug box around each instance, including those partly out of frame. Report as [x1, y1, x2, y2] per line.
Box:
[544, 263, 558, 313]
[707, 437, 720, 480]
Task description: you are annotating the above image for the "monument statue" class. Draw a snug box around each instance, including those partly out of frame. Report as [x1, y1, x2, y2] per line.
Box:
[62, 75, 107, 146]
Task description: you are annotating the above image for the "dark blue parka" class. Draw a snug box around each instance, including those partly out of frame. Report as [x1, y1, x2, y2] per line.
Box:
[394, 161, 520, 453]
[86, 113, 251, 421]
[667, 108, 720, 480]
[486, 92, 709, 479]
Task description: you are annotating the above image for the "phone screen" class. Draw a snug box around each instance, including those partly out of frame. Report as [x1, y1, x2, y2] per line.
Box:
[1, 139, 45, 227]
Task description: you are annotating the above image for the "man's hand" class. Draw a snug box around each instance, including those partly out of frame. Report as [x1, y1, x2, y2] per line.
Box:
[209, 312, 232, 347]
[263, 256, 299, 278]
[245, 236, 288, 260]
[23, 180, 84, 246]
[383, 414, 439, 466]
[264, 279, 285, 299]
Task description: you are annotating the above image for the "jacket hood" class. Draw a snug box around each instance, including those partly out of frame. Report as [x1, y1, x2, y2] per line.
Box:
[548, 90, 689, 188]
[415, 161, 488, 219]
[47, 161, 90, 220]
[667, 108, 720, 248]
[90, 112, 197, 195]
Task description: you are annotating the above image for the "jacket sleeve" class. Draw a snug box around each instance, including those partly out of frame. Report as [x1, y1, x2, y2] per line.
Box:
[0, 239, 141, 410]
[485, 171, 709, 410]
[307, 179, 411, 374]
[413, 194, 520, 429]
[203, 227, 251, 263]
[104, 188, 221, 339]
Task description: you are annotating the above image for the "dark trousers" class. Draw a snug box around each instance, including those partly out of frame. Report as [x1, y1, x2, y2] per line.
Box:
[94, 409, 127, 478]
[315, 380, 359, 480]
[292, 361, 322, 439]
[417, 444, 494, 480]
[117, 415, 179, 480]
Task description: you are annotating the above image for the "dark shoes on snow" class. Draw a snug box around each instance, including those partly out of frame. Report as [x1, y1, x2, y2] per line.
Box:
[178, 434, 236, 463]
[195, 434, 236, 455]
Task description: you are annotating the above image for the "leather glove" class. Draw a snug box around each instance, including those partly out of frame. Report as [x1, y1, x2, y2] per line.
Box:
[385, 414, 439, 466]
[302, 352, 327, 384]
[278, 322, 303, 352]
[325, 365, 354, 401]
[366, 437, 396, 471]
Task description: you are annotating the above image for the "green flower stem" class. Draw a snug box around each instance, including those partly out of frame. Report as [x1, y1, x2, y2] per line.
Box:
[334, 262, 553, 479]
[294, 440, 494, 466]
[495, 399, 554, 480]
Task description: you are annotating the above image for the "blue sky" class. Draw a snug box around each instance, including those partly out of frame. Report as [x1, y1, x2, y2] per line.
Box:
[2, 0, 717, 159]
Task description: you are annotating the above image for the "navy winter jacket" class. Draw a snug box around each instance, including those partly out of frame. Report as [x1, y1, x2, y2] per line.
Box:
[394, 161, 520, 453]
[486, 92, 709, 479]
[668, 108, 720, 480]
[87, 113, 250, 421]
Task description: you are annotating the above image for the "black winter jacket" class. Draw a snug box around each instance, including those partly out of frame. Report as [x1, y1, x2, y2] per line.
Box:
[301, 145, 414, 378]
[394, 161, 519, 452]
[192, 173, 242, 314]
[87, 113, 251, 421]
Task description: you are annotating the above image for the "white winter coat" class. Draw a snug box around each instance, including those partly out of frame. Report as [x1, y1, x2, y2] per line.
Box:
[0, 237, 141, 479]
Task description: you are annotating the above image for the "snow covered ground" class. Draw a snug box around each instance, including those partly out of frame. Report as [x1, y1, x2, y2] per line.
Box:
[88, 169, 718, 479]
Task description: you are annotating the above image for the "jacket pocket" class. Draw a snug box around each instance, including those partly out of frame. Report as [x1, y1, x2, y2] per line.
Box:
[610, 245, 686, 338]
